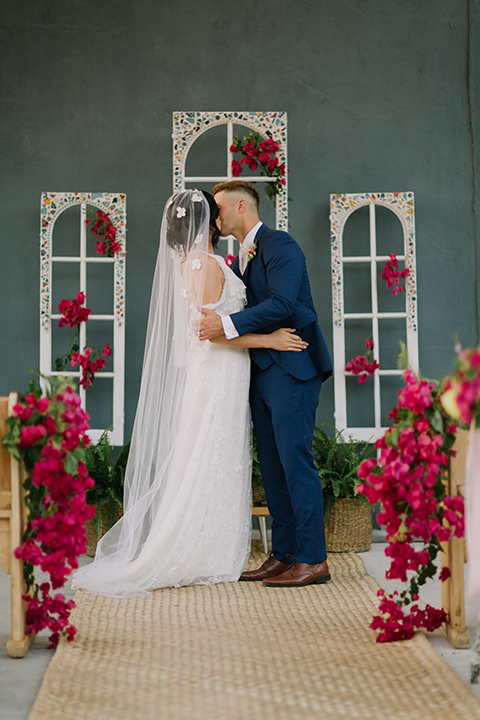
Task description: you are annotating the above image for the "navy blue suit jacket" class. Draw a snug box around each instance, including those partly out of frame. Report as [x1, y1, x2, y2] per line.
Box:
[230, 224, 332, 382]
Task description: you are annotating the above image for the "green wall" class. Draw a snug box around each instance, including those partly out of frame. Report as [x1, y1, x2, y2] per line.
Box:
[1, 0, 478, 440]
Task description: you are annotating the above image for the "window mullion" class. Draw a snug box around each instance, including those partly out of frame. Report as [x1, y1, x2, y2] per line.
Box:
[369, 202, 381, 430]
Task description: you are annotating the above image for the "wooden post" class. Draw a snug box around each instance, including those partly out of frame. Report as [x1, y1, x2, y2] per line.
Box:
[441, 428, 470, 648]
[0, 393, 34, 658]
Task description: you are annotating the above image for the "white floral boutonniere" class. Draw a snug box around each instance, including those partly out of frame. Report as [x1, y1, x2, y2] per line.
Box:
[239, 240, 257, 274]
[244, 242, 257, 261]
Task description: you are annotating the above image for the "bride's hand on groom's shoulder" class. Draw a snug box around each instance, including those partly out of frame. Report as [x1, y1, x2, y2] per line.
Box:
[269, 328, 308, 352]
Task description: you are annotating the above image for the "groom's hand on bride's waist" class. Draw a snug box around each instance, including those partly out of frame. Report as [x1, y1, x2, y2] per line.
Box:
[196, 308, 225, 341]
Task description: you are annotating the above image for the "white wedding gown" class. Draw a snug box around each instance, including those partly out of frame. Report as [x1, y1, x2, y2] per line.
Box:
[73, 256, 252, 596]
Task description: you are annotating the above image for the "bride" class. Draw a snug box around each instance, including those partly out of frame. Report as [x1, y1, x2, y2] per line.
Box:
[73, 189, 307, 597]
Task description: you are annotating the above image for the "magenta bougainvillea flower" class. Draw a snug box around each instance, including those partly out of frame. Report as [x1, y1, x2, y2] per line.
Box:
[382, 253, 410, 295]
[58, 291, 91, 328]
[6, 380, 95, 647]
[86, 210, 121, 257]
[230, 133, 287, 201]
[441, 347, 480, 427]
[356, 369, 463, 642]
[345, 338, 379, 383]
[70, 343, 113, 388]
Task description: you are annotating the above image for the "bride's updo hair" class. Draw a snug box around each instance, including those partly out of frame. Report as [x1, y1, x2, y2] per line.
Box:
[166, 189, 220, 254]
[201, 190, 221, 248]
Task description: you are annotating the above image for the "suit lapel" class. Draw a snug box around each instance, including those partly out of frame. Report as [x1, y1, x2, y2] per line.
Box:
[243, 223, 267, 284]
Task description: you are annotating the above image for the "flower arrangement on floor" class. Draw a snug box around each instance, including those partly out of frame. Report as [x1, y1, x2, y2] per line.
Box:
[345, 338, 380, 384]
[2, 377, 95, 647]
[229, 131, 287, 202]
[356, 369, 464, 642]
[382, 253, 410, 295]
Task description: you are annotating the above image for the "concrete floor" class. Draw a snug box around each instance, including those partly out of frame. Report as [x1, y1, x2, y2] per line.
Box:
[1, 533, 480, 719]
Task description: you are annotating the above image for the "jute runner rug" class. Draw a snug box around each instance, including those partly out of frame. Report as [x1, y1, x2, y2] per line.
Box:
[28, 545, 480, 720]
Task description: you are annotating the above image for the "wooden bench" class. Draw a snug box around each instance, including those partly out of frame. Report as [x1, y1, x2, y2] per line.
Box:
[0, 393, 33, 658]
[252, 506, 269, 554]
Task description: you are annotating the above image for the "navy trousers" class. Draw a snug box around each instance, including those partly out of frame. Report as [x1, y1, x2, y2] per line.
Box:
[250, 362, 327, 565]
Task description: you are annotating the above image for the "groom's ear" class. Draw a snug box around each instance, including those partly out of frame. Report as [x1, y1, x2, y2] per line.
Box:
[237, 198, 246, 214]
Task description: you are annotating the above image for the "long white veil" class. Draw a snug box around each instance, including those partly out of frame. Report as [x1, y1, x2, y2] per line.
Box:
[73, 189, 211, 596]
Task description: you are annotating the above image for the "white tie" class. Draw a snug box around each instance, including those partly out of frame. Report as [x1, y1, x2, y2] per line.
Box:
[238, 245, 249, 275]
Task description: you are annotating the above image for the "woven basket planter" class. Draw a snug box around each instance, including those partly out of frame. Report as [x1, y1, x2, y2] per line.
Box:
[252, 485, 267, 506]
[85, 506, 123, 557]
[324, 498, 372, 553]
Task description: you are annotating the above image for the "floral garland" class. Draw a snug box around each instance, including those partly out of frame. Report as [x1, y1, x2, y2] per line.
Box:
[71, 345, 113, 388]
[382, 253, 410, 296]
[357, 369, 464, 642]
[2, 377, 95, 647]
[85, 210, 121, 256]
[55, 291, 112, 387]
[345, 338, 380, 384]
[230, 132, 287, 202]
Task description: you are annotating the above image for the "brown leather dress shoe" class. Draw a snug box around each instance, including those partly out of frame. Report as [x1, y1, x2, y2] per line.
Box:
[240, 553, 292, 581]
[262, 560, 331, 587]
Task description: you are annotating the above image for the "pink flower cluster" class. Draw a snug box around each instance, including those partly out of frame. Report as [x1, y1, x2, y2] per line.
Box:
[381, 253, 410, 295]
[25, 584, 76, 645]
[442, 347, 480, 426]
[373, 590, 447, 642]
[58, 291, 91, 328]
[345, 338, 379, 384]
[230, 133, 287, 198]
[225, 254, 235, 268]
[11, 385, 95, 646]
[86, 210, 121, 256]
[356, 369, 463, 642]
[71, 343, 113, 388]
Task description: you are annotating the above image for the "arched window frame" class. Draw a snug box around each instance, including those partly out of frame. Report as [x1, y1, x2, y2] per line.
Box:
[39, 192, 126, 445]
[172, 111, 288, 253]
[330, 192, 418, 442]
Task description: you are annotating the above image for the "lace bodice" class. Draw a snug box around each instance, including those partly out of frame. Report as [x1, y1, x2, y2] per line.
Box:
[202, 254, 246, 316]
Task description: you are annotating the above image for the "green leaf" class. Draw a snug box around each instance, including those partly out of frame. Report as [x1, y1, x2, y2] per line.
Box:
[389, 427, 399, 446]
[65, 453, 79, 474]
[431, 410, 443, 434]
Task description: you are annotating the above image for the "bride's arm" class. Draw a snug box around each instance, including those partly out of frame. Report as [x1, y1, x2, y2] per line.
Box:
[211, 328, 308, 352]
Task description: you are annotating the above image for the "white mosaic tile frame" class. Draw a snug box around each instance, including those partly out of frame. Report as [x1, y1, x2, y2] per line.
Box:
[330, 192, 418, 442]
[173, 111, 288, 236]
[40, 192, 126, 445]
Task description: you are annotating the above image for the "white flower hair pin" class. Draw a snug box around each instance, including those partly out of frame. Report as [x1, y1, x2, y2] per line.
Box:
[191, 193, 203, 202]
[176, 206, 186, 218]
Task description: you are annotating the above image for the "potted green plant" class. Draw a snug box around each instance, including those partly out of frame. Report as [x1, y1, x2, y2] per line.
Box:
[251, 430, 266, 505]
[312, 426, 375, 552]
[84, 431, 130, 556]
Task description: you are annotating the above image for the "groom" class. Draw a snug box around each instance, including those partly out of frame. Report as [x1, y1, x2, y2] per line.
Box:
[199, 180, 333, 587]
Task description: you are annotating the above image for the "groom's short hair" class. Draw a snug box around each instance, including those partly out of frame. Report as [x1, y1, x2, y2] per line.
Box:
[212, 180, 260, 210]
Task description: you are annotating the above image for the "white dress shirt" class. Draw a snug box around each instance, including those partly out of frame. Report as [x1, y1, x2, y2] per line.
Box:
[221, 221, 263, 339]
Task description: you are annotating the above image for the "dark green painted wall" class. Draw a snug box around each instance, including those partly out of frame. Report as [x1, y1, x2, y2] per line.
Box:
[1, 0, 478, 439]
